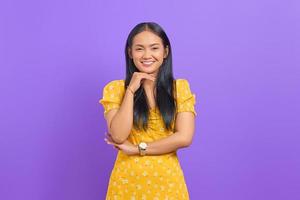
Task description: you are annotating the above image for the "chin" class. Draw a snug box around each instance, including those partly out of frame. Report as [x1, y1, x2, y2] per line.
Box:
[137, 67, 157, 74]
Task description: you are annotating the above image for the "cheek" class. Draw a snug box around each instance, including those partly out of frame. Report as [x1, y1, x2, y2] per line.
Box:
[132, 50, 144, 57]
[153, 51, 165, 59]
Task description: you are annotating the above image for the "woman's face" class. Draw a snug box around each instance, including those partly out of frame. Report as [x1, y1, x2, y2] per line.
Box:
[129, 31, 169, 77]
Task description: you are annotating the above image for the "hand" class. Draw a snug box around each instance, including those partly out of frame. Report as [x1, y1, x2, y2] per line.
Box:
[128, 72, 156, 93]
[104, 132, 139, 156]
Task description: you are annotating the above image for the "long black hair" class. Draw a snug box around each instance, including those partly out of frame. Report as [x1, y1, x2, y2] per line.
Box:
[124, 22, 177, 131]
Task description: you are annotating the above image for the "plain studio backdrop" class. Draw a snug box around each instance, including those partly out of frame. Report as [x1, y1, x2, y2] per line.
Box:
[0, 0, 299, 200]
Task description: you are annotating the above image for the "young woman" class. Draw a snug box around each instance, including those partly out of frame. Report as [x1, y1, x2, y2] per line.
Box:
[99, 22, 197, 200]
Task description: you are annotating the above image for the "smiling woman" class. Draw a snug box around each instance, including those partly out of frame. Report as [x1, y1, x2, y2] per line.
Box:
[99, 22, 196, 200]
[128, 32, 169, 77]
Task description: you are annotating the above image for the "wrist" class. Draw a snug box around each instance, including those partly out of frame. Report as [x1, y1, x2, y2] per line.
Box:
[127, 87, 135, 95]
[135, 145, 140, 155]
[138, 142, 148, 156]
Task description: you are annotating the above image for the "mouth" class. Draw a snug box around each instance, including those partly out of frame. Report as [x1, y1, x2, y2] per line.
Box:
[141, 61, 155, 67]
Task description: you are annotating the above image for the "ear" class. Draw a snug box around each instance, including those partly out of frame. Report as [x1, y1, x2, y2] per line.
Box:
[128, 48, 132, 59]
[164, 45, 169, 58]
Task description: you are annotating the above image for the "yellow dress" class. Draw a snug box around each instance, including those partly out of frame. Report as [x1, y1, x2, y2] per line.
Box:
[99, 79, 197, 200]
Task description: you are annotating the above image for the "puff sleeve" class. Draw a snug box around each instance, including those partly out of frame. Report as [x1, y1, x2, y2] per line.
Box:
[99, 80, 125, 115]
[175, 79, 197, 116]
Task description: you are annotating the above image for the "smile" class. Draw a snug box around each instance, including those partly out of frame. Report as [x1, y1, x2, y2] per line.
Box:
[141, 61, 155, 66]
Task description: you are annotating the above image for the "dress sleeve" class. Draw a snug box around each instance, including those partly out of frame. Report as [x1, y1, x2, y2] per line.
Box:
[176, 79, 197, 116]
[99, 80, 125, 115]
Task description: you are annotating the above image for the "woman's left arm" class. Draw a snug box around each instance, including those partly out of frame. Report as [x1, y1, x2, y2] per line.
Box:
[105, 112, 195, 155]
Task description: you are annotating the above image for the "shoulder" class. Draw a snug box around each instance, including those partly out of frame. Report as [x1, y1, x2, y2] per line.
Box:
[102, 79, 125, 95]
[103, 79, 125, 90]
[104, 79, 125, 88]
[174, 78, 194, 100]
[175, 78, 192, 89]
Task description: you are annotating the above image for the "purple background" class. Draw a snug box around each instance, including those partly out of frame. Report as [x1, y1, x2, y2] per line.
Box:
[1, 0, 299, 199]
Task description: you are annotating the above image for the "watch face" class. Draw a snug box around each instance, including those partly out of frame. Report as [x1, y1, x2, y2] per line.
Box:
[140, 142, 147, 149]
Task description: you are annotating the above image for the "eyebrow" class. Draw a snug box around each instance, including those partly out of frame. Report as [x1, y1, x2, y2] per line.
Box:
[134, 43, 160, 47]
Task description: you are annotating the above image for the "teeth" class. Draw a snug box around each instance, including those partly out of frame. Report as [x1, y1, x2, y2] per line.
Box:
[142, 61, 154, 65]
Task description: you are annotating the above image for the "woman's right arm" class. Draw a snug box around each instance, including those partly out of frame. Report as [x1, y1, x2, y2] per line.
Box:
[104, 72, 156, 144]
[104, 88, 134, 144]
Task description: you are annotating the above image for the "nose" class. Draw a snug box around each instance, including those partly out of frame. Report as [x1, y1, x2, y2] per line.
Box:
[142, 50, 152, 59]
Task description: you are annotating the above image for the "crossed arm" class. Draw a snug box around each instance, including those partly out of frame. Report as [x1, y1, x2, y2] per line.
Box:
[105, 111, 195, 156]
[105, 88, 195, 155]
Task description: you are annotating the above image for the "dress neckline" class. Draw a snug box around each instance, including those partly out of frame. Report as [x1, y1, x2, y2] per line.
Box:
[149, 107, 158, 112]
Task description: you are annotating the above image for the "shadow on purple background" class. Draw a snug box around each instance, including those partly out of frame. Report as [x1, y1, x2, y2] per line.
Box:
[0, 0, 299, 199]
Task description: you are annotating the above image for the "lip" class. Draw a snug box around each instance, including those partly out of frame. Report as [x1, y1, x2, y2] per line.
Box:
[141, 61, 155, 67]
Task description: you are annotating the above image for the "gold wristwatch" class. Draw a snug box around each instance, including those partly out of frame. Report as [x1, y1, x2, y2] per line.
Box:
[138, 142, 148, 156]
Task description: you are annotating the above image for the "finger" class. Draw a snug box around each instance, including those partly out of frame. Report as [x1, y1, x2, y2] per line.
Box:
[105, 132, 112, 138]
[107, 134, 114, 141]
[147, 73, 156, 78]
[107, 137, 115, 143]
[104, 134, 114, 143]
[139, 73, 155, 81]
[113, 146, 120, 150]
[104, 138, 116, 146]
[148, 73, 156, 78]
[144, 74, 156, 81]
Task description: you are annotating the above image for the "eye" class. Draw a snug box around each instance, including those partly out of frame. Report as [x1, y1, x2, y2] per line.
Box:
[152, 47, 159, 50]
[135, 48, 143, 51]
